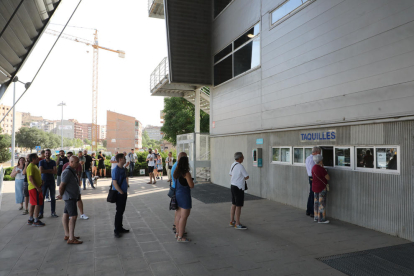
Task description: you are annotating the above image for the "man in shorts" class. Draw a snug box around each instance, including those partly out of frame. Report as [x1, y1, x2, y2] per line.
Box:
[229, 152, 249, 230]
[57, 156, 83, 244]
[146, 148, 156, 184]
[22, 154, 30, 215]
[63, 152, 88, 220]
[27, 153, 45, 226]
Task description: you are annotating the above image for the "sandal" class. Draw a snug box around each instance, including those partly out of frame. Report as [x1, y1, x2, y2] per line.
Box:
[146, 182, 153, 184]
[67, 239, 83, 244]
[19, 206, 23, 210]
[177, 237, 191, 242]
[64, 236, 80, 240]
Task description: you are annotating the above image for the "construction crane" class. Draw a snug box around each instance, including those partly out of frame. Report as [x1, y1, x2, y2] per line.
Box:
[45, 29, 125, 152]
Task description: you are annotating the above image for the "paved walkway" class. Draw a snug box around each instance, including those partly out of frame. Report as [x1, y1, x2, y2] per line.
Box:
[0, 177, 409, 276]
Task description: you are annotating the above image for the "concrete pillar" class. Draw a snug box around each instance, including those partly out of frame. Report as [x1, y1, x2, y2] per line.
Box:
[194, 88, 201, 133]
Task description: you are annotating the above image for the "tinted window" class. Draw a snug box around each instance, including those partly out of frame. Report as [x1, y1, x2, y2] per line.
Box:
[305, 148, 312, 158]
[214, 44, 232, 63]
[294, 148, 304, 163]
[376, 148, 397, 170]
[214, 55, 232, 86]
[271, 0, 308, 25]
[272, 148, 280, 162]
[214, 0, 232, 18]
[233, 39, 260, 77]
[234, 23, 260, 49]
[357, 148, 374, 168]
[335, 148, 351, 167]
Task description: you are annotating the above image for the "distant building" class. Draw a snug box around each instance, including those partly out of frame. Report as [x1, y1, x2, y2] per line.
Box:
[144, 125, 162, 141]
[29, 120, 57, 132]
[51, 120, 74, 139]
[0, 104, 22, 135]
[21, 112, 43, 126]
[99, 125, 106, 140]
[106, 110, 142, 154]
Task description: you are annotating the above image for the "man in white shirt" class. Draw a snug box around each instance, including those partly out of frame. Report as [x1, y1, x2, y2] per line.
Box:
[146, 148, 156, 184]
[110, 151, 118, 170]
[128, 149, 137, 177]
[229, 152, 249, 230]
[305, 147, 321, 218]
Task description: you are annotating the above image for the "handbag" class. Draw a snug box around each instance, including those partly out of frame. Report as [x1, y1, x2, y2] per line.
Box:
[107, 185, 118, 203]
[167, 186, 175, 198]
[169, 178, 178, 210]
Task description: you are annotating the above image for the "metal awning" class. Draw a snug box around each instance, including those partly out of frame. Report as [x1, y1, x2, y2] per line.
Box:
[0, 0, 61, 100]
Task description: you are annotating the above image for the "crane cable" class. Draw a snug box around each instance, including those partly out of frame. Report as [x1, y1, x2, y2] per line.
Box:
[0, 0, 83, 125]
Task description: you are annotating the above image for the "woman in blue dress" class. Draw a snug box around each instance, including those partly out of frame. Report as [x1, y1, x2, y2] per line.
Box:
[173, 156, 194, 242]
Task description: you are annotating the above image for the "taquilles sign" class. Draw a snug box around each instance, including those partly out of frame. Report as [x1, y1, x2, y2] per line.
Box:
[300, 130, 336, 142]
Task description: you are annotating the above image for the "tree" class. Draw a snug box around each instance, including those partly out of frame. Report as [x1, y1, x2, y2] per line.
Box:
[16, 127, 44, 151]
[142, 130, 161, 150]
[0, 130, 11, 162]
[83, 138, 91, 145]
[161, 97, 209, 145]
[102, 140, 107, 148]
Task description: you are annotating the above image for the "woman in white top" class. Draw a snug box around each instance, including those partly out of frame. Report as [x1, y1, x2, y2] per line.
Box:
[10, 157, 26, 210]
[165, 152, 174, 183]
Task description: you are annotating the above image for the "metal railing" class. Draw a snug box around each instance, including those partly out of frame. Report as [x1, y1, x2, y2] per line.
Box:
[150, 57, 169, 92]
[201, 86, 210, 96]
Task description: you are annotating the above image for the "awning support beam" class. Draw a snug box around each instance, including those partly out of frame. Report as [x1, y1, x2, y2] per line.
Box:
[0, 0, 25, 40]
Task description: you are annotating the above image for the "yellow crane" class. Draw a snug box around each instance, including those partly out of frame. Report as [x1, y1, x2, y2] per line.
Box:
[45, 29, 125, 152]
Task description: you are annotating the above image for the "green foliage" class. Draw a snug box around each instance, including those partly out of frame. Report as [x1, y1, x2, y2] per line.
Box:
[0, 129, 11, 162]
[3, 175, 14, 181]
[102, 140, 107, 148]
[142, 130, 161, 150]
[4, 167, 13, 175]
[161, 97, 209, 145]
[83, 139, 91, 145]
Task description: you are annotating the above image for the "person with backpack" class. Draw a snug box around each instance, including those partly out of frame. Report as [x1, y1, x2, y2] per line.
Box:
[229, 152, 249, 230]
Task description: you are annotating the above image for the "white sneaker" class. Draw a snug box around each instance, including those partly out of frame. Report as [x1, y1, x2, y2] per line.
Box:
[80, 214, 89, 220]
[318, 220, 330, 224]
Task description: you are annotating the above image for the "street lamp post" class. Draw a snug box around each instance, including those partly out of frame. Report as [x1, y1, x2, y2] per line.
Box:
[57, 102, 66, 149]
[11, 77, 30, 167]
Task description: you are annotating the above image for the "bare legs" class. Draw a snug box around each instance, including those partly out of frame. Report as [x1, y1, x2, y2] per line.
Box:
[230, 204, 242, 225]
[29, 205, 40, 219]
[62, 213, 77, 240]
[177, 208, 191, 239]
[148, 172, 156, 184]
[24, 196, 29, 210]
[77, 200, 84, 216]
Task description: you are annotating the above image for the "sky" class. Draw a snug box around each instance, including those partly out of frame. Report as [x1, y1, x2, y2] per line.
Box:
[1, 0, 167, 127]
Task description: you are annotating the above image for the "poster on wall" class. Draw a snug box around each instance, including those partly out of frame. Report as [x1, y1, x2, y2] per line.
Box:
[377, 152, 387, 168]
[140, 169, 145, 175]
[338, 156, 345, 166]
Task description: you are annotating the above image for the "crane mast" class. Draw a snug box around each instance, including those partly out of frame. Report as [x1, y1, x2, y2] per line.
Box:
[92, 30, 99, 152]
[45, 28, 125, 152]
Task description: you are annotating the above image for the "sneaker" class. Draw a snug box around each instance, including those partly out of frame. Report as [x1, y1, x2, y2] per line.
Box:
[33, 220, 45, 227]
[229, 221, 236, 227]
[314, 218, 318, 222]
[318, 220, 330, 224]
[38, 214, 43, 219]
[27, 219, 34, 225]
[83, 188, 86, 190]
[80, 214, 89, 220]
[51, 213, 59, 218]
[235, 224, 247, 230]
[22, 210, 29, 215]
[45, 198, 51, 202]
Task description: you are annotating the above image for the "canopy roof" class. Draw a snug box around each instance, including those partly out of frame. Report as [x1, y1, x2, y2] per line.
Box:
[0, 0, 61, 99]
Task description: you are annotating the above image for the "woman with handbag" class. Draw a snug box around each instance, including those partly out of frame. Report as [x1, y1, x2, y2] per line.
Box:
[311, 154, 330, 224]
[10, 157, 26, 210]
[173, 156, 194, 242]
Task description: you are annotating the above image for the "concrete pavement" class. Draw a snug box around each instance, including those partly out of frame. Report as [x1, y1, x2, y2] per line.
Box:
[0, 177, 409, 275]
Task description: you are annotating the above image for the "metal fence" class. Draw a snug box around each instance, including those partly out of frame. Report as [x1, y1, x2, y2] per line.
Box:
[150, 57, 169, 92]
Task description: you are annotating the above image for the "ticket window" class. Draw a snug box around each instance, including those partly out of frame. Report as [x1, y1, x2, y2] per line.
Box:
[252, 148, 262, 167]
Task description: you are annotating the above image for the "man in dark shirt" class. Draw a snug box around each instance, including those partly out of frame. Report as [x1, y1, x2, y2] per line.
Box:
[82, 150, 95, 189]
[112, 153, 129, 238]
[98, 151, 106, 178]
[57, 150, 69, 187]
[57, 156, 83, 244]
[39, 149, 58, 218]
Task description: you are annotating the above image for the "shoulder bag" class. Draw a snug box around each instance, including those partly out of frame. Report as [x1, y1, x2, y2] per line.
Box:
[231, 163, 248, 191]
[107, 172, 125, 203]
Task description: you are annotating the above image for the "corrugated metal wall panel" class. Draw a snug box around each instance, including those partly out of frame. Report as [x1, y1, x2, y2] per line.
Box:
[211, 121, 414, 241]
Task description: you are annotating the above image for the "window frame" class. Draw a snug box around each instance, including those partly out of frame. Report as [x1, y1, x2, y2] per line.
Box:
[213, 0, 235, 20]
[271, 146, 292, 165]
[292, 147, 306, 166]
[333, 146, 354, 170]
[270, 0, 315, 29]
[355, 146, 400, 174]
[213, 22, 261, 87]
